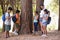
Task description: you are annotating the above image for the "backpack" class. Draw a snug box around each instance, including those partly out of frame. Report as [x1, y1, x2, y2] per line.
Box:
[47, 17, 51, 24]
[12, 15, 17, 23]
[2, 14, 6, 22]
[2, 13, 10, 22]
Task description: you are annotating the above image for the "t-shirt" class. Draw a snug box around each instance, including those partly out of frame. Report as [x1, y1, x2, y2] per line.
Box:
[33, 15, 38, 22]
[42, 14, 48, 23]
[40, 8, 45, 18]
[5, 12, 11, 25]
[15, 13, 20, 24]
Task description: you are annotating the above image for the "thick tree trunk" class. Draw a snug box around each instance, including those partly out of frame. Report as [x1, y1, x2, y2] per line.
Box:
[36, 0, 44, 31]
[20, 0, 32, 34]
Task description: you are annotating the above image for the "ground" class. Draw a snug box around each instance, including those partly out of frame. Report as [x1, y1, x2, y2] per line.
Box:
[0, 31, 60, 40]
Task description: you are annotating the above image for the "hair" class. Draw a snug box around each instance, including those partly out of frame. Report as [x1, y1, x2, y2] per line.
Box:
[40, 4, 44, 6]
[44, 9, 48, 14]
[8, 7, 13, 10]
[40, 4, 44, 10]
[16, 10, 20, 13]
[47, 11, 50, 13]
[35, 11, 39, 15]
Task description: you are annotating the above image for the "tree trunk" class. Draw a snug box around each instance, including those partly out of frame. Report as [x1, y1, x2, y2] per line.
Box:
[1, 0, 6, 32]
[58, 0, 60, 31]
[20, 0, 32, 34]
[36, 0, 44, 31]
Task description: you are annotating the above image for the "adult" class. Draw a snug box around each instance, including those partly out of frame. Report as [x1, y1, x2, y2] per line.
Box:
[39, 5, 45, 34]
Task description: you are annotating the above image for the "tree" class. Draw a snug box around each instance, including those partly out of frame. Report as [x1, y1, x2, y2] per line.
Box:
[0, 0, 6, 32]
[20, 0, 32, 34]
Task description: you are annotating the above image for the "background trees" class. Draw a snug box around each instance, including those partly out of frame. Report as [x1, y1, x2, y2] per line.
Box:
[0, 0, 59, 33]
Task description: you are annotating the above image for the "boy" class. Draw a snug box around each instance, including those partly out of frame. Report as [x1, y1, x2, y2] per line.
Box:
[5, 7, 13, 38]
[13, 10, 20, 35]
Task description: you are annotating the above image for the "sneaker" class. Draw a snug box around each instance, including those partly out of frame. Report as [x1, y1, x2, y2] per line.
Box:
[13, 31, 18, 35]
[41, 34, 47, 37]
[14, 32, 18, 35]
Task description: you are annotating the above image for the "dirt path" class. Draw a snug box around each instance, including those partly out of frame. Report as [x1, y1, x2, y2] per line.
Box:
[0, 31, 60, 40]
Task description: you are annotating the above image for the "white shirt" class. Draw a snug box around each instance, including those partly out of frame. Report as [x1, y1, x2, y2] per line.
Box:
[5, 12, 11, 25]
[40, 8, 45, 18]
[42, 14, 48, 23]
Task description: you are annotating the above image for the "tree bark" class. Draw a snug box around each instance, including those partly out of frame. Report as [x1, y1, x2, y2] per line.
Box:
[36, 0, 44, 31]
[20, 0, 32, 34]
[58, 0, 60, 31]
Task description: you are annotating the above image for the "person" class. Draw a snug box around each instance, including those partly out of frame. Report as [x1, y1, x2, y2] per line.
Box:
[33, 11, 39, 35]
[48, 11, 50, 17]
[39, 5, 45, 34]
[5, 7, 13, 38]
[41, 9, 48, 37]
[13, 10, 20, 35]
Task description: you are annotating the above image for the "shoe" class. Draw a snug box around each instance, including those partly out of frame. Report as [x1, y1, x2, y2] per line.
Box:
[41, 34, 47, 37]
[13, 31, 18, 35]
[14, 32, 18, 35]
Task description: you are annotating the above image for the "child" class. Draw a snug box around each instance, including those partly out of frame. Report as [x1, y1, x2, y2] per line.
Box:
[13, 10, 20, 35]
[5, 7, 13, 38]
[41, 9, 48, 36]
[33, 11, 39, 34]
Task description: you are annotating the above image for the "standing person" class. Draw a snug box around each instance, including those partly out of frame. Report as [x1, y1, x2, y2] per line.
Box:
[39, 5, 45, 33]
[5, 7, 13, 38]
[41, 9, 48, 36]
[33, 11, 39, 35]
[13, 10, 20, 35]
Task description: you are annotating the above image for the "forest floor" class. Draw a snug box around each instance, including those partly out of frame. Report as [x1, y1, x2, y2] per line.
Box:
[0, 30, 60, 40]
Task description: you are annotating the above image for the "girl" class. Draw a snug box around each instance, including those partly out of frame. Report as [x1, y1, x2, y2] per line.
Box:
[33, 11, 39, 34]
[41, 9, 48, 36]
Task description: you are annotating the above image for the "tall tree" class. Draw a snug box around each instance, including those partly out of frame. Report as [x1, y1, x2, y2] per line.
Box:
[20, 0, 32, 34]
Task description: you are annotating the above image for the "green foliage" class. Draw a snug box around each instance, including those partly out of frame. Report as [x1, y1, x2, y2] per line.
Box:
[0, 5, 2, 17]
[33, 4, 36, 13]
[47, 0, 59, 15]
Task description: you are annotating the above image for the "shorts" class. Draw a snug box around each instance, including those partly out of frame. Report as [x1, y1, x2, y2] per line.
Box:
[5, 25, 11, 31]
[39, 18, 42, 22]
[42, 21, 47, 26]
[15, 23, 20, 28]
[34, 22, 38, 31]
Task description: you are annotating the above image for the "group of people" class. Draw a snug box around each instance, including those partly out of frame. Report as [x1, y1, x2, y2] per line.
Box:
[33, 5, 51, 37]
[2, 4, 51, 38]
[2, 7, 20, 38]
